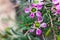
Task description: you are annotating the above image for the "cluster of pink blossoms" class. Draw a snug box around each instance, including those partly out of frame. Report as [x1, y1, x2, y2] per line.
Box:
[25, 2, 44, 18]
[52, 0, 60, 15]
[24, 0, 60, 36]
[24, 2, 47, 35]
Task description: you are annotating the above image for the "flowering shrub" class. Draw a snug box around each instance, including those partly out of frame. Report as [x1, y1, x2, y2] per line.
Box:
[0, 0, 60, 40]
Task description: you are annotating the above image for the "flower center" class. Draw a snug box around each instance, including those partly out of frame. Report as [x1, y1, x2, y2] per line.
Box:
[31, 8, 36, 12]
[35, 22, 40, 27]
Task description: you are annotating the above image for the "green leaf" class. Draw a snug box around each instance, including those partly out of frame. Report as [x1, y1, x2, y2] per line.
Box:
[20, 27, 30, 30]
[54, 21, 60, 26]
[56, 35, 60, 40]
[45, 28, 51, 37]
[20, 36, 28, 40]
[34, 37, 40, 40]
[43, 13, 50, 23]
[5, 28, 12, 35]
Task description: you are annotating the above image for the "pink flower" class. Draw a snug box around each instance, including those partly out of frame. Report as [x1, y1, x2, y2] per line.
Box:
[52, 0, 59, 5]
[36, 29, 42, 35]
[56, 4, 60, 14]
[56, 4, 60, 10]
[24, 3, 43, 18]
[51, 4, 60, 15]
[36, 11, 42, 17]
[34, 20, 47, 28]
[37, 17, 43, 23]
[25, 8, 30, 13]
[56, 10, 60, 14]
[36, 2, 43, 10]
[51, 6, 56, 13]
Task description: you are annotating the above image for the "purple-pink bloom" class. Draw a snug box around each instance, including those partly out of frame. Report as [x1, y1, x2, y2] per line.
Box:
[40, 23, 47, 28]
[51, 6, 58, 15]
[51, 6, 56, 13]
[24, 3, 43, 18]
[56, 4, 60, 14]
[30, 13, 35, 18]
[52, 0, 59, 5]
[37, 17, 43, 23]
[36, 4, 43, 10]
[36, 29, 42, 35]
[56, 4, 60, 10]
[56, 10, 60, 14]
[36, 2, 44, 10]
[33, 17, 47, 28]
[51, 4, 60, 15]
[25, 8, 30, 13]
[36, 11, 42, 17]
[53, 12, 58, 15]
[31, 4, 36, 7]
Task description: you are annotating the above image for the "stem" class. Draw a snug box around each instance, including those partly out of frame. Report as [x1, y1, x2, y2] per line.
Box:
[42, 34, 45, 40]
[28, 34, 32, 40]
[24, 30, 29, 36]
[49, 14, 56, 40]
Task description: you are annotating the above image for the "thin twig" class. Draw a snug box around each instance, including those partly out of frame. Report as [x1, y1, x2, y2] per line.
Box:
[24, 30, 29, 36]
[49, 14, 56, 40]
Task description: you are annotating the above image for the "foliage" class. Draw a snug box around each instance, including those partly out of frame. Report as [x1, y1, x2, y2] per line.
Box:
[0, 0, 60, 40]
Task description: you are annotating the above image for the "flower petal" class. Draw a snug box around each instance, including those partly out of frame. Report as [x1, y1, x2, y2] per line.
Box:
[56, 5, 60, 14]
[31, 4, 37, 7]
[37, 5, 42, 10]
[40, 23, 47, 28]
[36, 11, 42, 17]
[56, 4, 60, 10]
[30, 13, 35, 18]
[53, 12, 58, 15]
[29, 29, 34, 33]
[25, 8, 30, 13]
[38, 17, 43, 23]
[56, 10, 60, 14]
[52, 0, 59, 5]
[51, 6, 56, 13]
[36, 29, 42, 35]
